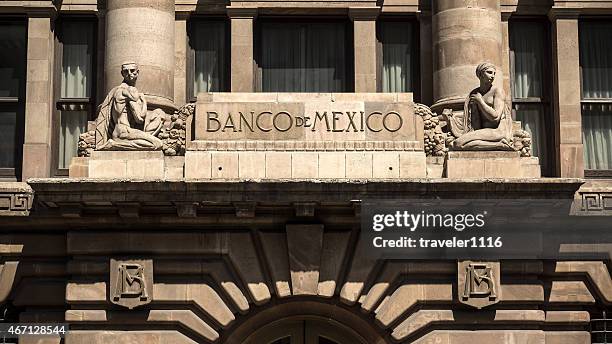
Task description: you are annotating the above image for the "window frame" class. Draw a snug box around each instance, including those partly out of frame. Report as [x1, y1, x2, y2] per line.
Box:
[254, 16, 355, 93]
[375, 15, 420, 100]
[0, 17, 27, 181]
[508, 16, 554, 177]
[187, 15, 231, 103]
[51, 16, 97, 176]
[579, 18, 612, 177]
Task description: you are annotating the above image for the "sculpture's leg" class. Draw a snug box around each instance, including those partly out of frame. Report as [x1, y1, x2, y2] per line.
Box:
[453, 128, 507, 149]
[144, 108, 165, 136]
[121, 127, 163, 150]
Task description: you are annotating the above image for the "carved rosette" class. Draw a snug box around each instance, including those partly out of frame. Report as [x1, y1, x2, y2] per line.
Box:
[415, 103, 448, 157]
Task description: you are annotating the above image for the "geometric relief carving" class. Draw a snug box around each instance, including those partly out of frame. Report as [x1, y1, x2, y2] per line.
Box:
[0, 192, 34, 216]
[580, 192, 612, 215]
[458, 261, 500, 309]
[110, 259, 153, 309]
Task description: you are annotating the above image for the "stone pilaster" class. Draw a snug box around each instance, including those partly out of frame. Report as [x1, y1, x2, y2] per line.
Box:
[431, 0, 504, 112]
[104, 0, 176, 111]
[419, 11, 433, 105]
[349, 7, 379, 93]
[549, 11, 584, 178]
[22, 16, 54, 179]
[174, 15, 188, 105]
[501, 13, 512, 100]
[228, 8, 256, 92]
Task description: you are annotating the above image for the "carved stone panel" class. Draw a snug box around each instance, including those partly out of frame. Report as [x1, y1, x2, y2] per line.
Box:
[110, 259, 153, 309]
[458, 261, 500, 309]
[0, 182, 34, 217]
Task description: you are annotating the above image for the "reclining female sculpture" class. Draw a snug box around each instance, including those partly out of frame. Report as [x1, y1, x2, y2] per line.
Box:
[447, 62, 514, 151]
[94, 63, 164, 151]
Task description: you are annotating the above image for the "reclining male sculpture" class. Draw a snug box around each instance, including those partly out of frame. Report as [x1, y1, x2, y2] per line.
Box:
[94, 62, 165, 151]
[446, 62, 516, 151]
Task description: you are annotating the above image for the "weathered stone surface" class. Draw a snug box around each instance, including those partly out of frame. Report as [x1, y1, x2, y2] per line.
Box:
[65, 330, 197, 344]
[549, 281, 595, 303]
[286, 224, 324, 295]
[446, 151, 540, 178]
[89, 151, 165, 179]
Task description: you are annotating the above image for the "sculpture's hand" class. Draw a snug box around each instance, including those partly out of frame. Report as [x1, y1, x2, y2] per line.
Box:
[470, 93, 484, 105]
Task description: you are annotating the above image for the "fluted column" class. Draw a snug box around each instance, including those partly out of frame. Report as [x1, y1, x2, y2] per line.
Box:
[431, 0, 503, 112]
[104, 0, 176, 111]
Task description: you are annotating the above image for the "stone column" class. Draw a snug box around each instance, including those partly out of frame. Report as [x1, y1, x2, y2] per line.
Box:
[431, 0, 504, 112]
[349, 8, 379, 93]
[22, 16, 54, 179]
[104, 0, 176, 112]
[228, 8, 256, 92]
[550, 12, 584, 177]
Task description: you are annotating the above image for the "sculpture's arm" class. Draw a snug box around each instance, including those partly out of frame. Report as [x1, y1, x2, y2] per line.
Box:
[123, 87, 147, 124]
[474, 88, 505, 123]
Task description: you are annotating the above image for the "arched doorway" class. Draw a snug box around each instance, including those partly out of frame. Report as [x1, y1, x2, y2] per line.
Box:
[244, 316, 367, 344]
[223, 300, 388, 344]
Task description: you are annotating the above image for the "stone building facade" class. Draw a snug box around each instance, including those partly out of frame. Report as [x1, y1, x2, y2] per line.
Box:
[0, 0, 611, 343]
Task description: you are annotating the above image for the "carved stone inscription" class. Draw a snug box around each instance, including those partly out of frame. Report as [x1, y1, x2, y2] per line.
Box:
[110, 259, 153, 309]
[195, 101, 418, 142]
[458, 261, 500, 309]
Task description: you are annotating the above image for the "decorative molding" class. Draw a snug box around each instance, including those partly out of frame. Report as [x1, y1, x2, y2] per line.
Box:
[0, 183, 34, 217]
[577, 192, 612, 215]
[188, 140, 421, 152]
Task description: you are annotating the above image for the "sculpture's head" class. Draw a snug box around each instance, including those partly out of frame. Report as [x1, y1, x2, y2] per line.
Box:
[476, 62, 496, 86]
[121, 62, 139, 85]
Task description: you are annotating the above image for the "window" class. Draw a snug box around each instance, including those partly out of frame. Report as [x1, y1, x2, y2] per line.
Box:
[378, 19, 417, 93]
[580, 21, 612, 174]
[591, 310, 611, 344]
[0, 20, 26, 180]
[256, 20, 352, 92]
[55, 18, 96, 173]
[509, 20, 552, 176]
[188, 18, 229, 101]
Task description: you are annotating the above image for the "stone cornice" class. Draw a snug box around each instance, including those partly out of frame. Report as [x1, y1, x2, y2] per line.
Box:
[226, 7, 258, 19]
[348, 7, 380, 21]
[548, 7, 581, 20]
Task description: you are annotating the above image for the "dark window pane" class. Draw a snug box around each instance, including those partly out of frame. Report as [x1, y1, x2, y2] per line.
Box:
[261, 22, 347, 92]
[580, 22, 612, 99]
[380, 21, 414, 93]
[582, 103, 612, 170]
[191, 21, 228, 95]
[510, 22, 544, 99]
[59, 110, 88, 169]
[0, 111, 17, 168]
[0, 22, 26, 98]
[319, 337, 339, 344]
[61, 21, 94, 98]
[514, 103, 548, 173]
